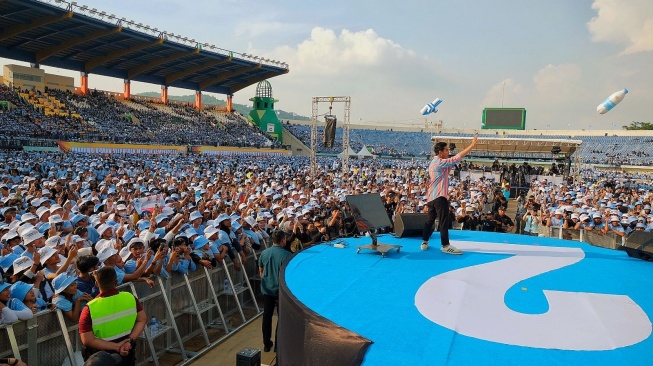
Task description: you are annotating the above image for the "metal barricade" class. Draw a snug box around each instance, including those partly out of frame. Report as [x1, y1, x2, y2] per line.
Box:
[0, 250, 262, 366]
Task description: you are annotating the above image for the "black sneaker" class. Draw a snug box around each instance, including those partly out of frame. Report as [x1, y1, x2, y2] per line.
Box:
[264, 342, 273, 352]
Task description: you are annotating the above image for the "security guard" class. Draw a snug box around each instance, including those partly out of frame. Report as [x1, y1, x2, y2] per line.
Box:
[78, 267, 146, 365]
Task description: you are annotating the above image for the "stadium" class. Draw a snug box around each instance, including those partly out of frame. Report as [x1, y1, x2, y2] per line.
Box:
[1, 1, 653, 366]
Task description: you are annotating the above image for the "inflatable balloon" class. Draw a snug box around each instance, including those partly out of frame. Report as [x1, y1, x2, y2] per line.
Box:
[597, 89, 628, 114]
[421, 98, 442, 115]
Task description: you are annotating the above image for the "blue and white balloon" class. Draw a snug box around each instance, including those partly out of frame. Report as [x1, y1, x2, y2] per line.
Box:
[597, 89, 628, 114]
[420, 98, 442, 115]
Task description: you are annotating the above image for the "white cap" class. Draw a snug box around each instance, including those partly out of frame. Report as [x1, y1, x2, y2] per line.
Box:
[204, 226, 219, 239]
[48, 214, 63, 224]
[243, 216, 256, 227]
[119, 246, 132, 262]
[20, 213, 38, 223]
[38, 246, 58, 263]
[95, 239, 114, 252]
[96, 247, 118, 263]
[12, 256, 34, 273]
[45, 235, 62, 247]
[22, 228, 43, 244]
[36, 206, 49, 218]
[49, 204, 63, 214]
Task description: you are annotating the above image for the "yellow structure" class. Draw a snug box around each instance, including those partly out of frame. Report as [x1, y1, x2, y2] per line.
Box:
[3, 64, 74, 93]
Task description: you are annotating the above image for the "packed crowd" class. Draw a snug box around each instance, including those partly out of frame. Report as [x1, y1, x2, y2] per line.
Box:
[0, 85, 281, 148]
[1, 148, 653, 330]
[282, 123, 653, 165]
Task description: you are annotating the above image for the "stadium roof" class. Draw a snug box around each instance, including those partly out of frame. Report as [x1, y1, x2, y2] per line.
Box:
[432, 136, 582, 157]
[0, 0, 288, 95]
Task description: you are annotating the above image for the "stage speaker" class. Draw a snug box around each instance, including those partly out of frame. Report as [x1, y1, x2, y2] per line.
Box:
[623, 231, 653, 262]
[394, 213, 430, 238]
[236, 348, 261, 366]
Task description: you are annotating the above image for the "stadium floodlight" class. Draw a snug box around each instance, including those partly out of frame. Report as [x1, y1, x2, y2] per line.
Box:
[190, 39, 195, 43]
[80, 5, 88, 11]
[137, 23, 142, 29]
[152, 28, 158, 32]
[90, 8, 97, 13]
[70, 1, 77, 6]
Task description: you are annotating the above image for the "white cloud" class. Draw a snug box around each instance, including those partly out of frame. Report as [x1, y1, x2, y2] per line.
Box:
[588, 0, 653, 54]
[236, 27, 452, 123]
[533, 64, 581, 99]
[480, 79, 525, 109]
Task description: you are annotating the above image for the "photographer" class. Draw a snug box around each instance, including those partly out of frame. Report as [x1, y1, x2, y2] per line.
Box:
[492, 190, 508, 213]
[480, 211, 498, 232]
[327, 206, 343, 238]
[514, 192, 528, 234]
[522, 207, 541, 236]
[495, 207, 515, 233]
[456, 206, 478, 231]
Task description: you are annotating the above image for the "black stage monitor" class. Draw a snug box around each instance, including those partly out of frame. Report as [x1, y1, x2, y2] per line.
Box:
[346, 193, 401, 257]
[345, 193, 392, 230]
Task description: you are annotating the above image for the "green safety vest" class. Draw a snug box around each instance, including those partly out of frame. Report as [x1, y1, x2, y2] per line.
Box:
[87, 292, 138, 341]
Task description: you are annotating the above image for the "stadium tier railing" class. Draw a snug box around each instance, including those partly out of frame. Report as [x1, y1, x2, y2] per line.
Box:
[0, 250, 263, 366]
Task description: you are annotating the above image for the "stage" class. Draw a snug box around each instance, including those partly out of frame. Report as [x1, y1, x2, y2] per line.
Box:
[278, 231, 653, 365]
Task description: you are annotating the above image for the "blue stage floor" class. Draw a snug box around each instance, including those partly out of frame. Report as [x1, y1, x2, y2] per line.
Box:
[284, 231, 653, 365]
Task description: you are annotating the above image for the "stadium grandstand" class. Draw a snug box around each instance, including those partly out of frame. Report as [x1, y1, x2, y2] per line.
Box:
[2, 2, 653, 366]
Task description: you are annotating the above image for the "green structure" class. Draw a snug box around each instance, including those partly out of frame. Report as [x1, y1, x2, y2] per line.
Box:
[248, 80, 282, 140]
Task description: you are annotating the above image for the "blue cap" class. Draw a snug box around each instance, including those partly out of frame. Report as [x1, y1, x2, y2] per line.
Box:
[193, 237, 209, 248]
[0, 253, 19, 272]
[0, 281, 11, 293]
[215, 213, 230, 225]
[155, 214, 168, 224]
[137, 220, 150, 231]
[10, 281, 34, 302]
[52, 273, 77, 295]
[38, 223, 51, 233]
[122, 230, 135, 243]
[70, 214, 87, 226]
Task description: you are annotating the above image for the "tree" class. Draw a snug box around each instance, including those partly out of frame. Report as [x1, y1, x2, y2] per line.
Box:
[622, 121, 653, 130]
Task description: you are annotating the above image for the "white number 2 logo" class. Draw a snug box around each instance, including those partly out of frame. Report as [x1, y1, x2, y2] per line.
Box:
[415, 241, 652, 350]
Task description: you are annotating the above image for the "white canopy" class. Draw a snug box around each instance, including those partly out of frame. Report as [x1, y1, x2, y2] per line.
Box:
[357, 145, 375, 158]
[338, 146, 358, 157]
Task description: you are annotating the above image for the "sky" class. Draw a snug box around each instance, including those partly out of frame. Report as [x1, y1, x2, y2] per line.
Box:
[3, 0, 652, 130]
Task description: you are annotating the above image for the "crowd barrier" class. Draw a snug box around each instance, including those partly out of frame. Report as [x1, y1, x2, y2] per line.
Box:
[538, 225, 625, 249]
[0, 250, 263, 366]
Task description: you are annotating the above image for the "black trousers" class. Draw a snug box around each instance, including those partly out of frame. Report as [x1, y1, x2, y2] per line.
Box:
[422, 196, 451, 246]
[262, 294, 279, 349]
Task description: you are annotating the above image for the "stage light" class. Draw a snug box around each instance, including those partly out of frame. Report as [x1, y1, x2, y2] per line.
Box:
[551, 146, 561, 154]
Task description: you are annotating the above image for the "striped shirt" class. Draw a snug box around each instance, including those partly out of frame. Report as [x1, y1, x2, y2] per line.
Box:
[427, 154, 463, 201]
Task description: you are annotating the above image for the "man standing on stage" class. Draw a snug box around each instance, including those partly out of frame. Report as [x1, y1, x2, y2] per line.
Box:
[422, 134, 479, 253]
